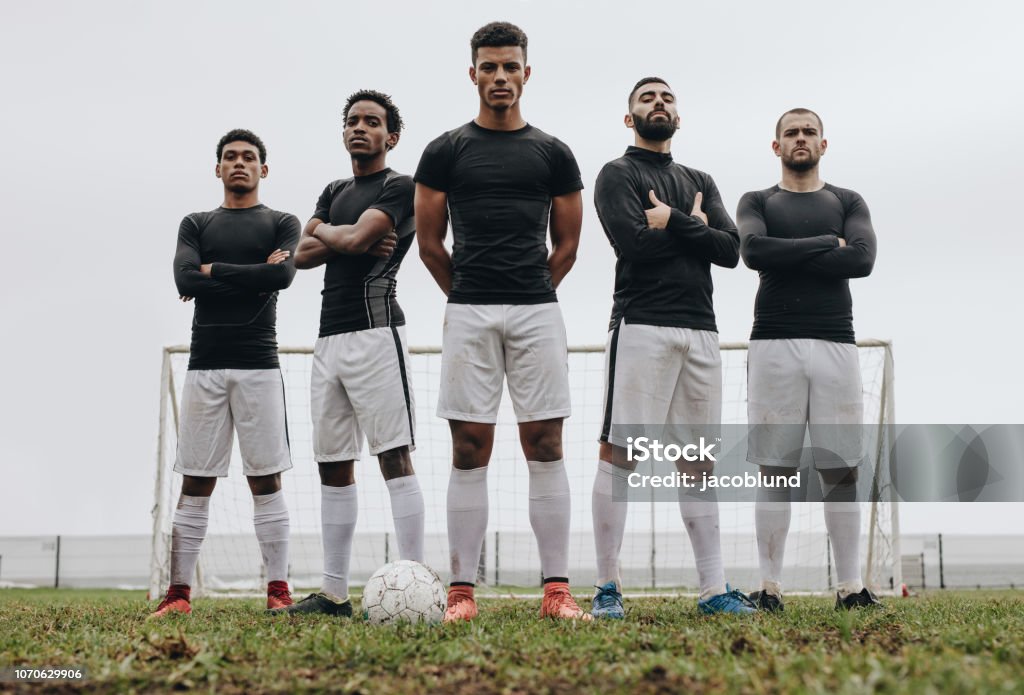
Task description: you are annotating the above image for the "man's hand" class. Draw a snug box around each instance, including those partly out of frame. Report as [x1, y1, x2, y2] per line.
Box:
[690, 191, 708, 225]
[645, 190, 672, 229]
[200, 264, 212, 276]
[838, 237, 847, 247]
[179, 296, 193, 302]
[266, 248, 291, 264]
[367, 231, 398, 258]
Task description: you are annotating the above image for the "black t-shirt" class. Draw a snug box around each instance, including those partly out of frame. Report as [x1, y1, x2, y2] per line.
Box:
[414, 121, 583, 304]
[173, 205, 300, 370]
[737, 184, 877, 343]
[311, 169, 414, 336]
[594, 147, 739, 332]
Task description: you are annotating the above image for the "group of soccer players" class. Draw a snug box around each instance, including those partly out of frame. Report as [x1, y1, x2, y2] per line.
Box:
[153, 20, 878, 622]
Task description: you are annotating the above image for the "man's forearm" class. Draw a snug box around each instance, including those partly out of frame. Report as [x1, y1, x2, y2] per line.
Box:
[420, 244, 453, 295]
[548, 244, 577, 288]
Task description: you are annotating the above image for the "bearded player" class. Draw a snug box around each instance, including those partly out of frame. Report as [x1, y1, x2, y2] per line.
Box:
[415, 22, 587, 622]
[152, 129, 300, 617]
[591, 78, 754, 618]
[737, 108, 879, 611]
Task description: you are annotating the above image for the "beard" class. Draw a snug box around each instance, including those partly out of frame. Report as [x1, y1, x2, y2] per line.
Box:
[633, 112, 677, 142]
[782, 150, 821, 172]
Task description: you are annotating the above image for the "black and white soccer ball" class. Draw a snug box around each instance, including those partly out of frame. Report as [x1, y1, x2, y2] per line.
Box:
[361, 560, 446, 624]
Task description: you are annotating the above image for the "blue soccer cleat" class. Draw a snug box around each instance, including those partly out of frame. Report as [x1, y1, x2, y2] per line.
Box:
[697, 584, 757, 615]
[591, 581, 624, 619]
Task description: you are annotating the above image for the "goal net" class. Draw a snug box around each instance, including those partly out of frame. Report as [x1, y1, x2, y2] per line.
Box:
[150, 341, 899, 597]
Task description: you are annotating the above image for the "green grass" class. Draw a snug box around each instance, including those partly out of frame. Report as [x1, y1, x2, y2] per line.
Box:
[1, 589, 1023, 693]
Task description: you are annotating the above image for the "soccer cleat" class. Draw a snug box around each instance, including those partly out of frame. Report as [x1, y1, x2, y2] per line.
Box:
[149, 584, 192, 618]
[591, 581, 625, 619]
[697, 584, 757, 615]
[540, 582, 593, 621]
[268, 592, 352, 617]
[266, 580, 294, 611]
[443, 586, 478, 623]
[749, 589, 785, 613]
[835, 587, 883, 610]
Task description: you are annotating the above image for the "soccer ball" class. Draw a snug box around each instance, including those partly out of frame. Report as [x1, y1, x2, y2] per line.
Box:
[361, 560, 446, 625]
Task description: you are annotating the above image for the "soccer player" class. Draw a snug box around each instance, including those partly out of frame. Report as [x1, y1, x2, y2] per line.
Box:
[275, 91, 424, 618]
[152, 129, 300, 617]
[415, 21, 587, 622]
[591, 77, 754, 618]
[737, 108, 879, 611]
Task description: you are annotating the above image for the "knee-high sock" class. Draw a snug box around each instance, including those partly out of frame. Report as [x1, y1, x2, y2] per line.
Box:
[386, 474, 425, 562]
[253, 490, 290, 584]
[755, 485, 792, 596]
[678, 489, 725, 600]
[592, 459, 629, 588]
[528, 459, 572, 580]
[447, 467, 488, 584]
[321, 484, 358, 599]
[824, 500, 863, 595]
[171, 494, 210, 587]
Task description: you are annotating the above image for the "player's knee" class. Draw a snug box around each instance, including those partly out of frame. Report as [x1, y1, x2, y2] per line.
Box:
[452, 437, 487, 469]
[247, 472, 282, 496]
[319, 461, 355, 487]
[181, 475, 216, 497]
[378, 447, 414, 480]
[820, 466, 858, 486]
[520, 422, 563, 461]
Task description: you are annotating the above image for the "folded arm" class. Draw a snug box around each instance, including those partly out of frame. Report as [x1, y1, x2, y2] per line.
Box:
[801, 194, 877, 278]
[173, 217, 250, 299]
[595, 166, 686, 262]
[737, 192, 838, 271]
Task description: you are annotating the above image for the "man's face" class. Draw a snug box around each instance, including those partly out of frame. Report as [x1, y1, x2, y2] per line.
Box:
[470, 46, 530, 111]
[215, 141, 266, 193]
[344, 100, 397, 161]
[773, 113, 827, 172]
[627, 82, 679, 142]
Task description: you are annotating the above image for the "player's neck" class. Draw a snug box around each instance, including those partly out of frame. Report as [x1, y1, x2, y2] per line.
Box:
[351, 154, 388, 178]
[779, 168, 824, 192]
[633, 135, 672, 155]
[475, 103, 526, 131]
[221, 188, 261, 209]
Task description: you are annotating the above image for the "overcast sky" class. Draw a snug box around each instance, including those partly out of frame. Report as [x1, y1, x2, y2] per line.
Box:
[1, 0, 1022, 538]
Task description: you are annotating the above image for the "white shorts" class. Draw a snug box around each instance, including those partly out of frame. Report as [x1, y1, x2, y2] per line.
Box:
[312, 327, 416, 461]
[600, 322, 722, 448]
[174, 368, 292, 477]
[437, 303, 570, 424]
[747, 339, 864, 469]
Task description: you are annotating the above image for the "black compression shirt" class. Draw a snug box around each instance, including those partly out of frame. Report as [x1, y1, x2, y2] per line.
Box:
[173, 205, 300, 370]
[311, 169, 414, 336]
[594, 147, 739, 332]
[737, 184, 877, 343]
[414, 121, 583, 304]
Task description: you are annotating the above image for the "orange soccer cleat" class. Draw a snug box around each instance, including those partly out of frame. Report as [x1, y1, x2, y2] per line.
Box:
[443, 585, 478, 623]
[540, 582, 593, 621]
[266, 580, 293, 610]
[149, 584, 192, 618]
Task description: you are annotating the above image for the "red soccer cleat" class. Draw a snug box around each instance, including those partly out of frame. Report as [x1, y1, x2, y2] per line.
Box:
[540, 582, 593, 621]
[267, 580, 293, 610]
[443, 585, 478, 623]
[149, 584, 192, 618]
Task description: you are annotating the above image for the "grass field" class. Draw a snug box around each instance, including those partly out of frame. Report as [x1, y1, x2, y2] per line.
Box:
[1, 589, 1022, 694]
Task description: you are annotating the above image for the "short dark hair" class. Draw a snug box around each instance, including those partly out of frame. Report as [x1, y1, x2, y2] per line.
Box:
[216, 128, 266, 163]
[628, 76, 672, 108]
[470, 21, 528, 63]
[775, 108, 823, 139]
[343, 89, 404, 138]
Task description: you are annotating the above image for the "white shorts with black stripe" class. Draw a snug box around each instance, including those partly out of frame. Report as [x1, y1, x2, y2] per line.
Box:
[174, 368, 292, 477]
[746, 339, 864, 469]
[312, 326, 416, 461]
[600, 321, 722, 447]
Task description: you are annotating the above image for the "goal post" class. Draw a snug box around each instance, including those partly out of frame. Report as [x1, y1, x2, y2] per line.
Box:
[150, 340, 898, 598]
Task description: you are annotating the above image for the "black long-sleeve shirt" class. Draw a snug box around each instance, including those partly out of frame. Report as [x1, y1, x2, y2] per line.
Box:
[173, 205, 300, 369]
[594, 147, 739, 332]
[737, 184, 876, 343]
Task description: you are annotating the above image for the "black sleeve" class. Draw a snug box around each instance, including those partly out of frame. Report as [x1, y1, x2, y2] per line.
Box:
[211, 213, 301, 292]
[802, 191, 877, 278]
[413, 133, 453, 192]
[312, 183, 334, 222]
[594, 163, 689, 262]
[737, 191, 838, 270]
[369, 175, 414, 227]
[549, 138, 585, 196]
[664, 174, 740, 268]
[173, 215, 250, 299]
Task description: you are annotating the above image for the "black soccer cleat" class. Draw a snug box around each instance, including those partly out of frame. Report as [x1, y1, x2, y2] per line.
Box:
[835, 587, 883, 611]
[267, 592, 353, 617]
[749, 589, 784, 613]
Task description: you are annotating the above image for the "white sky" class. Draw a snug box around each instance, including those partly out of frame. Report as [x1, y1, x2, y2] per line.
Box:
[1, 0, 1022, 537]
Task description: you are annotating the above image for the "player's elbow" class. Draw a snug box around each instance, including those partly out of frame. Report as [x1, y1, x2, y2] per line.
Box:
[850, 254, 875, 278]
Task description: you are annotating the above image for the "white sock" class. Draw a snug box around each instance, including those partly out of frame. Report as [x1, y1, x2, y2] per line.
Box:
[386, 474, 425, 562]
[527, 459, 572, 580]
[592, 460, 629, 588]
[170, 494, 210, 587]
[321, 484, 358, 599]
[824, 501, 863, 596]
[755, 486, 791, 596]
[447, 467, 488, 584]
[253, 490, 290, 584]
[678, 491, 726, 600]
